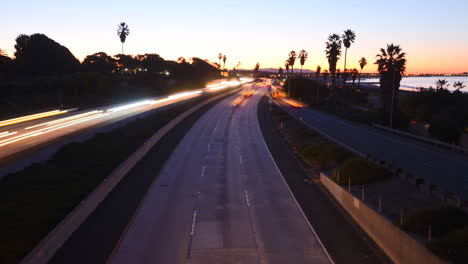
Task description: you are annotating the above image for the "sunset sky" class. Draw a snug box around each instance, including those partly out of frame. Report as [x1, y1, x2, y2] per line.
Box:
[1, 0, 467, 74]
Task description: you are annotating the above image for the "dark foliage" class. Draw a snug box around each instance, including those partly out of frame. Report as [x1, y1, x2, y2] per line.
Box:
[13, 34, 80, 75]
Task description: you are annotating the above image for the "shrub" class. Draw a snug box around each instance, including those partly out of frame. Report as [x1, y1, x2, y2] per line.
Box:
[402, 205, 468, 238]
[335, 157, 391, 185]
[299, 142, 351, 170]
[428, 226, 468, 264]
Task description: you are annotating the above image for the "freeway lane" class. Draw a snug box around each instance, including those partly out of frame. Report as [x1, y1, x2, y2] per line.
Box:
[0, 80, 249, 161]
[276, 99, 468, 200]
[109, 83, 332, 263]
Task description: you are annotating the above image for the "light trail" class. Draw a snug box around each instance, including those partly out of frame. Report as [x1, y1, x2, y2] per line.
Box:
[25, 110, 103, 130]
[107, 100, 154, 113]
[0, 110, 69, 128]
[0, 132, 17, 139]
[0, 112, 105, 147]
[282, 98, 303, 108]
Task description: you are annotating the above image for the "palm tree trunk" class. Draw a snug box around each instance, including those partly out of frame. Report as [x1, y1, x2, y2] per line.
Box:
[344, 48, 348, 88]
[301, 65, 303, 75]
[121, 43, 124, 55]
[358, 69, 362, 89]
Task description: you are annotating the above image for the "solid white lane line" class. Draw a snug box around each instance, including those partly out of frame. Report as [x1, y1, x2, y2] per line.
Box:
[190, 210, 198, 236]
[201, 166, 205, 177]
[244, 190, 251, 206]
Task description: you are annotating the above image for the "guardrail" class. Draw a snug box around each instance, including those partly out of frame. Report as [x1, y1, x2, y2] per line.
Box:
[372, 123, 468, 155]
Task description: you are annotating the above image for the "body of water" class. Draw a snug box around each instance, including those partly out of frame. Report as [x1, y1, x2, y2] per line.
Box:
[360, 76, 468, 92]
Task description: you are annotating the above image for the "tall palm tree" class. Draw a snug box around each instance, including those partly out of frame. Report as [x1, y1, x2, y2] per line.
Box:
[375, 44, 407, 128]
[117, 22, 130, 54]
[298, 50, 308, 75]
[222, 55, 227, 70]
[316, 65, 321, 80]
[218, 53, 223, 69]
[453, 81, 466, 91]
[284, 60, 289, 78]
[342, 29, 356, 72]
[288, 51, 297, 76]
[358, 57, 367, 88]
[325, 34, 342, 89]
[435, 79, 449, 89]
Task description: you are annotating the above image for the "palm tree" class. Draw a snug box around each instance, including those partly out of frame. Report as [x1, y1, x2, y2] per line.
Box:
[316, 65, 321, 80]
[453, 81, 466, 91]
[222, 55, 227, 70]
[351, 69, 359, 87]
[342, 29, 356, 72]
[358, 57, 367, 88]
[284, 60, 290, 77]
[325, 34, 342, 89]
[117, 22, 130, 54]
[298, 49, 308, 75]
[288, 51, 297, 76]
[218, 53, 223, 69]
[435, 79, 449, 89]
[375, 44, 407, 128]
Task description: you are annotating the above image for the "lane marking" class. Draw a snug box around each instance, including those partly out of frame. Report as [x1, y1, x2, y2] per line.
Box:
[200, 165, 206, 177]
[244, 190, 251, 206]
[190, 209, 198, 236]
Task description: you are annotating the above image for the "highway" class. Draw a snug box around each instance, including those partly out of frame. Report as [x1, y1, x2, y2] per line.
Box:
[107, 83, 332, 263]
[0, 79, 247, 161]
[275, 97, 468, 200]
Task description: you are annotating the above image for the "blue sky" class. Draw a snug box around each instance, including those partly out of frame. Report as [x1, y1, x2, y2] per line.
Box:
[1, 0, 467, 73]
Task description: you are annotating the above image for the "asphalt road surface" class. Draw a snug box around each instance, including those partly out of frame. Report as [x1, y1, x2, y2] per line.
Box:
[277, 100, 468, 200]
[108, 84, 332, 264]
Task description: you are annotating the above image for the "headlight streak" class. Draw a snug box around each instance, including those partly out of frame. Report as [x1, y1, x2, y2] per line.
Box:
[0, 112, 106, 147]
[0, 110, 69, 128]
[0, 132, 17, 139]
[0, 79, 251, 151]
[25, 110, 103, 130]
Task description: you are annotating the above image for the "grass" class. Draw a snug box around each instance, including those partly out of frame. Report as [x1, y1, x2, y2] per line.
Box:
[428, 226, 468, 264]
[333, 157, 392, 185]
[402, 205, 468, 263]
[0, 90, 229, 263]
[402, 205, 468, 238]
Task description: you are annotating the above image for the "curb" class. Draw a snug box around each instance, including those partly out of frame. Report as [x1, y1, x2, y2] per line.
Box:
[20, 89, 240, 264]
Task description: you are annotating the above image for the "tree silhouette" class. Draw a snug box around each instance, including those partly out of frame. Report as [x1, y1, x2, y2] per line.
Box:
[435, 79, 449, 89]
[82, 52, 116, 73]
[316, 65, 321, 80]
[218, 53, 223, 69]
[278, 67, 283, 78]
[351, 68, 359, 87]
[325, 34, 342, 89]
[323, 70, 330, 81]
[253, 62, 260, 78]
[298, 49, 308, 75]
[222, 55, 227, 70]
[14, 33, 79, 75]
[117, 22, 130, 54]
[284, 60, 290, 77]
[288, 51, 297, 76]
[375, 44, 406, 126]
[453, 81, 466, 91]
[358, 57, 367, 88]
[342, 29, 356, 72]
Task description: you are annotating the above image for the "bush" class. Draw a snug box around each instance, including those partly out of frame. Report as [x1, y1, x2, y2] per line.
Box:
[428, 226, 468, 264]
[334, 157, 391, 185]
[402, 205, 468, 238]
[299, 142, 351, 170]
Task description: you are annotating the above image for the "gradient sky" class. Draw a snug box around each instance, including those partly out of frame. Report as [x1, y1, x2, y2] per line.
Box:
[1, 0, 467, 74]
